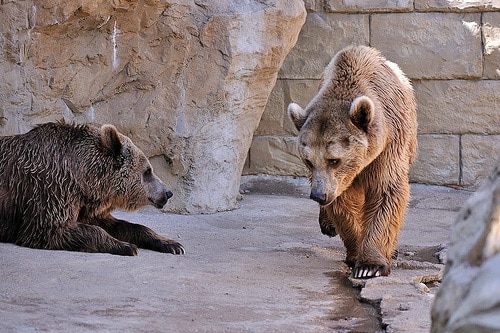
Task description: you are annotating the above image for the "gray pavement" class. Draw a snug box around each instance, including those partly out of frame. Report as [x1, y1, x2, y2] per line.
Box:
[0, 182, 472, 332]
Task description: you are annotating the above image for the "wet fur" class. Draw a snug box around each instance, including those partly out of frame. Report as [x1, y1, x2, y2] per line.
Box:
[0, 122, 184, 255]
[289, 46, 417, 278]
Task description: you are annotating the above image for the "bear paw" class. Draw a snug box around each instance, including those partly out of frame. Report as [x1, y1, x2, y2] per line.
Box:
[318, 207, 337, 237]
[344, 258, 356, 269]
[154, 240, 185, 255]
[169, 242, 185, 255]
[111, 243, 139, 256]
[353, 264, 389, 279]
[320, 223, 337, 237]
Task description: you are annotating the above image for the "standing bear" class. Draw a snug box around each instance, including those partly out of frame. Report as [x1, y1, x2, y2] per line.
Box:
[0, 121, 185, 256]
[288, 45, 417, 278]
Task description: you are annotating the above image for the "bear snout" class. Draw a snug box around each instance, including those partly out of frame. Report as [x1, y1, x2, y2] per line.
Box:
[149, 190, 173, 209]
[310, 190, 328, 206]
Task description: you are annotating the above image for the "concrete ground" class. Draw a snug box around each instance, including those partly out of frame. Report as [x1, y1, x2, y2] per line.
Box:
[0, 182, 472, 332]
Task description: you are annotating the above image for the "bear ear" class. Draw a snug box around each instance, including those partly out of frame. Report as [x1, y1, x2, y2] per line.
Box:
[100, 124, 122, 157]
[288, 103, 309, 131]
[349, 96, 374, 133]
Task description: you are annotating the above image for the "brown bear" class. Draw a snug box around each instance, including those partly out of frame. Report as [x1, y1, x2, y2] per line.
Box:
[0, 121, 185, 256]
[288, 45, 417, 278]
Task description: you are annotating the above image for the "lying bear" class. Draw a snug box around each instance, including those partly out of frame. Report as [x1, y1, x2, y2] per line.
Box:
[288, 46, 417, 278]
[0, 121, 184, 256]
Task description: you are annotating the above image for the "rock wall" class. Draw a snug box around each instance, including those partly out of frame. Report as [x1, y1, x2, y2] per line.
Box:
[431, 161, 500, 332]
[244, 0, 500, 189]
[0, 0, 306, 213]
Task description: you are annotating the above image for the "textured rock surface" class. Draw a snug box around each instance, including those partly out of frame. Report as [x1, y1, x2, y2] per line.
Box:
[278, 12, 369, 79]
[410, 135, 460, 186]
[0, 0, 306, 213]
[483, 12, 500, 79]
[415, 0, 500, 12]
[371, 13, 483, 79]
[325, 0, 413, 12]
[431, 162, 500, 332]
[414, 80, 500, 134]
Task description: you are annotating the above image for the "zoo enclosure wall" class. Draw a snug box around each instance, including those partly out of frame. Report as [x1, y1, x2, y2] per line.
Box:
[243, 0, 500, 190]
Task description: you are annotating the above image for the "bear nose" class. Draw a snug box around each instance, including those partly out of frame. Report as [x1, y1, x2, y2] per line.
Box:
[310, 191, 327, 205]
[166, 190, 173, 199]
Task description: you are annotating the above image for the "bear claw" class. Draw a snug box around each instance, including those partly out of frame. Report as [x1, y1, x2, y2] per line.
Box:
[162, 242, 185, 255]
[353, 265, 383, 279]
[173, 244, 186, 255]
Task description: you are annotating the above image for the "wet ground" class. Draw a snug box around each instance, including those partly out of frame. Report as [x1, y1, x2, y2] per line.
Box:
[0, 182, 472, 332]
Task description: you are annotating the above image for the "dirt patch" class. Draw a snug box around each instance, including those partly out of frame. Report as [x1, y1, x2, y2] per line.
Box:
[397, 245, 441, 264]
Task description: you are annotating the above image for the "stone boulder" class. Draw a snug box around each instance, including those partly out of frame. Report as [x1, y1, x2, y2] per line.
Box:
[0, 0, 306, 213]
[431, 161, 500, 332]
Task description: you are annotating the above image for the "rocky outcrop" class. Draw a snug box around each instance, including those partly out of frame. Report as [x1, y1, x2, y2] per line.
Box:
[0, 0, 306, 213]
[431, 162, 500, 332]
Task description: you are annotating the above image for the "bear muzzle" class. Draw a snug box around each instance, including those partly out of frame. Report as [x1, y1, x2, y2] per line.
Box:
[149, 190, 173, 209]
[310, 190, 328, 206]
[309, 172, 337, 206]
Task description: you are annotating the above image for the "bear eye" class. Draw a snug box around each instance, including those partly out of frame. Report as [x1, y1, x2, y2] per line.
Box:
[327, 159, 341, 168]
[304, 159, 314, 169]
[143, 168, 152, 178]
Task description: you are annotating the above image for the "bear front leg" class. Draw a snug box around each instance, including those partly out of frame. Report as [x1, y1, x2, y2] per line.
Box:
[324, 204, 362, 268]
[354, 184, 410, 279]
[319, 206, 337, 237]
[45, 224, 138, 255]
[324, 189, 365, 268]
[96, 216, 185, 255]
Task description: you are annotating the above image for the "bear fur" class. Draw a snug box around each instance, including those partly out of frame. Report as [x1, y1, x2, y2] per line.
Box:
[288, 45, 417, 278]
[0, 121, 185, 256]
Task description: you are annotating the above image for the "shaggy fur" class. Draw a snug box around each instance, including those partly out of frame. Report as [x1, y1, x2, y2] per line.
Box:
[0, 122, 184, 255]
[288, 46, 417, 278]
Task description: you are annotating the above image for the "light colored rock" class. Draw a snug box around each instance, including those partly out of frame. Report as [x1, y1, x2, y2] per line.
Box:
[415, 0, 500, 12]
[244, 136, 307, 176]
[256, 80, 287, 136]
[356, 266, 444, 333]
[408, 184, 473, 212]
[431, 162, 500, 332]
[483, 12, 500, 79]
[410, 135, 460, 186]
[255, 79, 321, 136]
[0, 0, 306, 213]
[371, 13, 482, 79]
[303, 0, 322, 12]
[462, 135, 500, 188]
[325, 0, 413, 12]
[279, 13, 369, 79]
[413, 80, 500, 134]
[286, 79, 322, 112]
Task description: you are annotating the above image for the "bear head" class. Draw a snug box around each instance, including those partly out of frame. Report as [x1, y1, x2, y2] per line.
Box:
[288, 95, 378, 206]
[97, 124, 173, 212]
